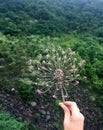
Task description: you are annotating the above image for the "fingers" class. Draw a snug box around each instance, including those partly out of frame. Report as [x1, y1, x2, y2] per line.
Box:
[59, 103, 70, 114]
[64, 101, 84, 120]
[59, 103, 71, 126]
[64, 101, 80, 113]
[59, 101, 84, 129]
[59, 101, 81, 117]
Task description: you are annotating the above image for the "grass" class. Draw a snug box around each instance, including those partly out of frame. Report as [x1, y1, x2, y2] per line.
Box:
[0, 110, 28, 130]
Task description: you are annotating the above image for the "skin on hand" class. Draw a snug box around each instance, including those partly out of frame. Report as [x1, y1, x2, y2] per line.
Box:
[59, 101, 84, 130]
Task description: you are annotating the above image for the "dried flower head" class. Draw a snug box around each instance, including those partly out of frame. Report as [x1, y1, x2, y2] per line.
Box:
[28, 45, 85, 102]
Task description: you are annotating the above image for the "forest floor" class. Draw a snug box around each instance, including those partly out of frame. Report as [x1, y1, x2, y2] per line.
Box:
[0, 90, 36, 122]
[0, 90, 62, 130]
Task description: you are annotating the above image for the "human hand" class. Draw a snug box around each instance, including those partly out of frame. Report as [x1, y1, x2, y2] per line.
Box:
[59, 101, 84, 130]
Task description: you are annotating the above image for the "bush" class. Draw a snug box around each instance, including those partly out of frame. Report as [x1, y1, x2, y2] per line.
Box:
[17, 78, 35, 101]
[0, 111, 28, 130]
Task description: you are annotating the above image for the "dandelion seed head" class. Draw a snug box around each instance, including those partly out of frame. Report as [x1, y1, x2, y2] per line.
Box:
[53, 69, 64, 85]
[28, 45, 86, 102]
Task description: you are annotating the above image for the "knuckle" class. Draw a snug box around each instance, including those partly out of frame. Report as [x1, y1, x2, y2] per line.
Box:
[72, 101, 77, 106]
[81, 114, 85, 120]
[78, 113, 85, 120]
[72, 113, 84, 121]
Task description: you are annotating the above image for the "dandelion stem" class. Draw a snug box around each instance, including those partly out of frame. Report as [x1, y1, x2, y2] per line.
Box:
[60, 84, 65, 103]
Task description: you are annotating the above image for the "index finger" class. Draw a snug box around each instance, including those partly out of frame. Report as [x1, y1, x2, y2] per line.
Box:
[64, 101, 80, 115]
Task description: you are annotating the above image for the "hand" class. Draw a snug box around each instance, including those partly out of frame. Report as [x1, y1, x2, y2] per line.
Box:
[59, 101, 84, 130]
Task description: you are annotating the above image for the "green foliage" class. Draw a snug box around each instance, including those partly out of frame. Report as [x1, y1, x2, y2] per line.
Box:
[17, 78, 34, 101]
[54, 100, 62, 110]
[0, 111, 28, 130]
[72, 36, 103, 113]
[0, 35, 28, 92]
[0, 110, 38, 130]
[0, 0, 103, 35]
[26, 123, 38, 130]
[54, 121, 63, 130]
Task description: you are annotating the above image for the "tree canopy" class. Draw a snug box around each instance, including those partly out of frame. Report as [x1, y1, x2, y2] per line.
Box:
[0, 0, 103, 35]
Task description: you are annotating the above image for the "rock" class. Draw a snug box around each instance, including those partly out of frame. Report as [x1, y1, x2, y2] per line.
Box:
[46, 115, 51, 120]
[31, 102, 37, 107]
[41, 106, 45, 109]
[41, 110, 46, 115]
[47, 111, 50, 115]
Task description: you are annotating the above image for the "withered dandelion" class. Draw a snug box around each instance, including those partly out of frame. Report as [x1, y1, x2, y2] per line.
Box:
[28, 45, 85, 102]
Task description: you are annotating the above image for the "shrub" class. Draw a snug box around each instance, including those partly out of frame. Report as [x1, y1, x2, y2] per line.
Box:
[0, 111, 28, 130]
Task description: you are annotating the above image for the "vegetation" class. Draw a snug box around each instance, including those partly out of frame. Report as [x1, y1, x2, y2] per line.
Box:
[0, 0, 103, 130]
[0, 111, 26, 130]
[0, 110, 37, 130]
[0, 0, 103, 36]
